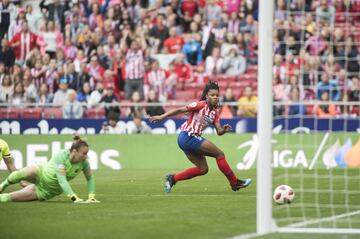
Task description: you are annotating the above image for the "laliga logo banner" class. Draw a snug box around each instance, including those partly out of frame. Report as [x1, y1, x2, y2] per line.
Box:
[236, 126, 360, 170]
[322, 138, 360, 169]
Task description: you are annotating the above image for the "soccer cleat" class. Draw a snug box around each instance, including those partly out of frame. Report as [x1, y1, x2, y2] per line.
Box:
[231, 178, 252, 191]
[165, 174, 175, 193]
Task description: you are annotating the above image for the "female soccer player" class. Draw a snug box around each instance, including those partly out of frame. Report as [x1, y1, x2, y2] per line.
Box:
[150, 81, 252, 192]
[0, 136, 99, 203]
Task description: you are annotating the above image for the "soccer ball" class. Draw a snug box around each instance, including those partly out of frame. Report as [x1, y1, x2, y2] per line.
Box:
[273, 185, 295, 204]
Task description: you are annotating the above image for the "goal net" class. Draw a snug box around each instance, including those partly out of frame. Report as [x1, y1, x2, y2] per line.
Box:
[270, 0, 360, 234]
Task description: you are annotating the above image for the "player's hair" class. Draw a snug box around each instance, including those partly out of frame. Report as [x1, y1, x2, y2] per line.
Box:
[199, 81, 219, 101]
[71, 135, 89, 151]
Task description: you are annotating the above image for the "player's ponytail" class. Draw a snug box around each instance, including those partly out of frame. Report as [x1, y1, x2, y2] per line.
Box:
[71, 135, 89, 151]
[199, 81, 219, 101]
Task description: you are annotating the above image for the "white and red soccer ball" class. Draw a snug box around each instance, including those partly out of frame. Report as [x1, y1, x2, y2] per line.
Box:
[273, 185, 295, 204]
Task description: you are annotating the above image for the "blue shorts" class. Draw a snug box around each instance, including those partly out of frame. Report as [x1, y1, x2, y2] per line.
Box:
[177, 131, 205, 154]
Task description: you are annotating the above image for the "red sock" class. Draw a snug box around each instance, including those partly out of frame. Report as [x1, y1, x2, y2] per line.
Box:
[174, 167, 204, 182]
[216, 155, 238, 185]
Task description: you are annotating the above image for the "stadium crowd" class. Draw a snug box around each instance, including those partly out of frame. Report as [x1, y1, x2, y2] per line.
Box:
[0, 0, 359, 119]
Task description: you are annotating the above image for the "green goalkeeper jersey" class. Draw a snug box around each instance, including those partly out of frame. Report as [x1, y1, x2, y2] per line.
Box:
[38, 149, 90, 196]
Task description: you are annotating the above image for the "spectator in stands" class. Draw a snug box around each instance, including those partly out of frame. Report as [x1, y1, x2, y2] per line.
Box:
[149, 14, 169, 52]
[31, 59, 46, 89]
[240, 14, 257, 35]
[40, 0, 69, 31]
[205, 47, 223, 75]
[44, 58, 59, 94]
[221, 48, 247, 76]
[348, 76, 360, 101]
[96, 46, 110, 70]
[73, 62, 90, 91]
[316, 72, 340, 102]
[273, 76, 288, 116]
[87, 55, 105, 87]
[316, 0, 336, 27]
[145, 60, 167, 102]
[0, 38, 15, 71]
[313, 91, 337, 118]
[238, 86, 257, 117]
[120, 29, 147, 99]
[146, 89, 165, 117]
[204, 0, 222, 24]
[227, 12, 241, 35]
[63, 38, 77, 61]
[183, 34, 202, 66]
[9, 21, 37, 64]
[129, 114, 152, 134]
[23, 74, 38, 103]
[163, 26, 184, 54]
[10, 82, 27, 107]
[36, 83, 53, 105]
[100, 85, 120, 118]
[179, 0, 199, 32]
[77, 82, 92, 104]
[285, 75, 305, 100]
[0, 74, 13, 103]
[53, 77, 70, 106]
[165, 62, 178, 100]
[221, 32, 238, 57]
[64, 62, 78, 91]
[37, 20, 63, 59]
[126, 91, 146, 119]
[63, 89, 83, 119]
[343, 36, 359, 75]
[337, 92, 358, 117]
[221, 87, 238, 117]
[193, 64, 209, 86]
[275, 0, 287, 21]
[303, 55, 321, 87]
[174, 54, 192, 89]
[286, 87, 305, 116]
[88, 80, 105, 107]
[100, 112, 125, 134]
[25, 4, 43, 35]
[0, 0, 17, 40]
[323, 54, 340, 78]
[304, 29, 328, 56]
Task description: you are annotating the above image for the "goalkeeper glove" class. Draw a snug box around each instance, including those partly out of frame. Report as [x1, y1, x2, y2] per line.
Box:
[86, 193, 100, 203]
[69, 194, 85, 203]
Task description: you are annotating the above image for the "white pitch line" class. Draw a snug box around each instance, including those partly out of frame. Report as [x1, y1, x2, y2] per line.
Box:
[286, 210, 360, 228]
[119, 194, 257, 198]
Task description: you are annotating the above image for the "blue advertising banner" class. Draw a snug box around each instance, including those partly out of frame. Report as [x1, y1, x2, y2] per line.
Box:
[0, 117, 358, 134]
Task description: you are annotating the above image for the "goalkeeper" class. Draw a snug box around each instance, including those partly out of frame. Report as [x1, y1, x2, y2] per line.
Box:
[0, 135, 99, 203]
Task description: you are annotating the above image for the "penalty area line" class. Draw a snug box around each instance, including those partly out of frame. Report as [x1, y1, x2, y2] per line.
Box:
[120, 194, 256, 198]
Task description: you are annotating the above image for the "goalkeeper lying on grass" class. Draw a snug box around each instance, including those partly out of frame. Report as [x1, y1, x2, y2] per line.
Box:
[0, 135, 99, 203]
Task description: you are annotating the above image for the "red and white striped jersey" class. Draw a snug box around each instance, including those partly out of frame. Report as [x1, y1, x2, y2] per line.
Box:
[125, 49, 145, 80]
[145, 69, 167, 100]
[181, 101, 219, 136]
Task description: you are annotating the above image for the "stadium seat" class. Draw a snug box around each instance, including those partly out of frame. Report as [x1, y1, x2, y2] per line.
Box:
[0, 108, 20, 118]
[219, 105, 234, 119]
[21, 108, 43, 118]
[176, 90, 196, 101]
[43, 107, 63, 118]
[84, 108, 106, 119]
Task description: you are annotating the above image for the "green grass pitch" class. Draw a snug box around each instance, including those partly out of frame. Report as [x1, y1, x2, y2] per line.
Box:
[0, 134, 359, 239]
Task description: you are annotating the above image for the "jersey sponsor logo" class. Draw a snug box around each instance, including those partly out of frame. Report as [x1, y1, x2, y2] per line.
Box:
[189, 102, 197, 108]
